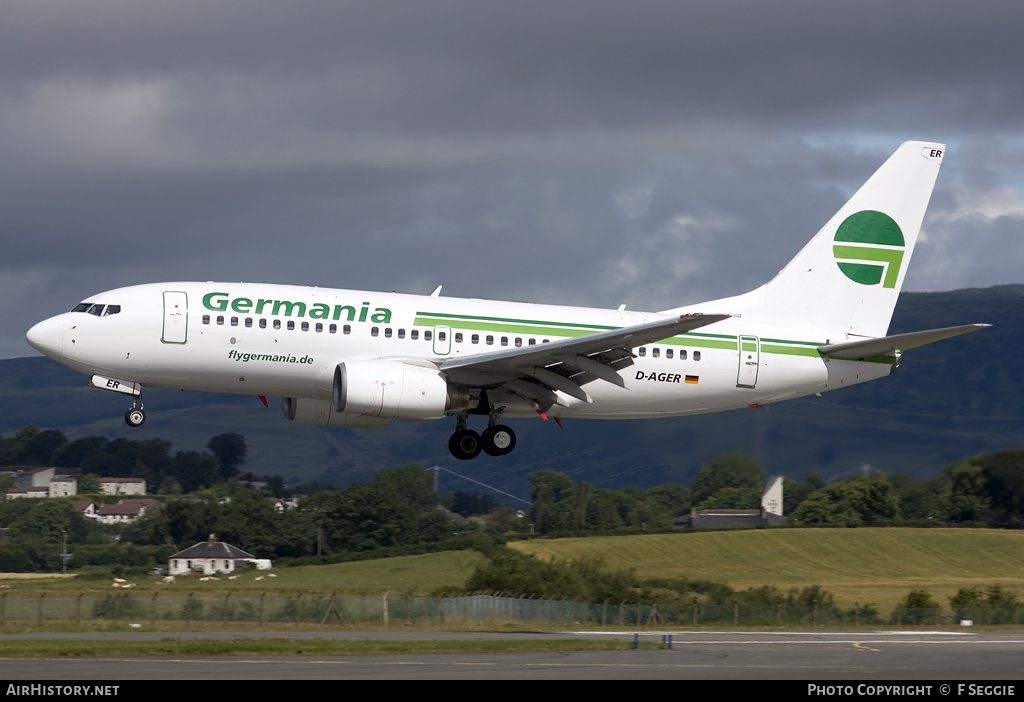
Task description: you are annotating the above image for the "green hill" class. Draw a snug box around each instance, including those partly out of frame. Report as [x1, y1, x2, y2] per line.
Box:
[510, 528, 1024, 610]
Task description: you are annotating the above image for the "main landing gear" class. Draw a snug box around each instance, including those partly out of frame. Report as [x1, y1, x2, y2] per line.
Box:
[124, 398, 146, 427]
[448, 413, 517, 460]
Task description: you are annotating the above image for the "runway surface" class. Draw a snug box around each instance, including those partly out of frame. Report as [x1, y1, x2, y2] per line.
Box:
[3, 629, 1024, 680]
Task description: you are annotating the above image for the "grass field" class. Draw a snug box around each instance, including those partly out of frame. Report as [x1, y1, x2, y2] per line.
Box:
[0, 551, 486, 595]
[4, 529, 1024, 612]
[510, 527, 1024, 610]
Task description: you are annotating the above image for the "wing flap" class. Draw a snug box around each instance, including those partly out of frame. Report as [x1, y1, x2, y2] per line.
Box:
[439, 312, 729, 402]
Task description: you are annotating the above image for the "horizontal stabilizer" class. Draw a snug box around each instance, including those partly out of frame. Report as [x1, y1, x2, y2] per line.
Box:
[817, 324, 991, 360]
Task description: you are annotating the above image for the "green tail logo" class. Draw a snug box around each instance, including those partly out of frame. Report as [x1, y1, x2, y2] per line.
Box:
[833, 210, 905, 288]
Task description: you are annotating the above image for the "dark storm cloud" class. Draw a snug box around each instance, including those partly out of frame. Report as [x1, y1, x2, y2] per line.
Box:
[4, 0, 1023, 357]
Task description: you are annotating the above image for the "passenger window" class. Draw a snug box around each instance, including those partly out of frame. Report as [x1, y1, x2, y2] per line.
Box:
[638, 347, 647, 357]
[217, 316, 225, 326]
[398, 329, 406, 339]
[486, 335, 494, 345]
[652, 348, 660, 358]
[301, 322, 309, 332]
[438, 331, 447, 341]
[528, 339, 536, 346]
[315, 323, 323, 333]
[371, 327, 379, 337]
[455, 333, 463, 343]
[666, 349, 673, 359]
[694, 351, 702, 361]
[411, 329, 419, 340]
[384, 328, 392, 338]
[259, 319, 267, 329]
[287, 321, 295, 331]
[515, 338, 522, 347]
[329, 324, 337, 334]
[471, 334, 479, 344]
[202, 315, 210, 325]
[273, 319, 281, 330]
[500, 337, 508, 346]
[343, 324, 351, 334]
[680, 350, 687, 360]
[245, 318, 253, 328]
[424, 330, 432, 341]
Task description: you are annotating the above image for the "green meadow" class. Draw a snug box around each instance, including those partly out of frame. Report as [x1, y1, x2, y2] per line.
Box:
[510, 528, 1024, 610]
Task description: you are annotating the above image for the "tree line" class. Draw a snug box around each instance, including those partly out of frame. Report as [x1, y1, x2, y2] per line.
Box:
[0, 425, 255, 495]
[4, 421, 1024, 572]
[524, 447, 1024, 533]
[0, 464, 501, 571]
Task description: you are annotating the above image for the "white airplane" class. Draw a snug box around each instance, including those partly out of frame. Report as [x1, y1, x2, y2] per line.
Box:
[26, 141, 988, 460]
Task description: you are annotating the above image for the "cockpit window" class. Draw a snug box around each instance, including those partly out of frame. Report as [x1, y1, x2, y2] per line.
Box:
[72, 302, 121, 316]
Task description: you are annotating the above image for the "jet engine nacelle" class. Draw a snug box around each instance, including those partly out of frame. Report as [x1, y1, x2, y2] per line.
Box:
[282, 397, 391, 428]
[334, 359, 471, 420]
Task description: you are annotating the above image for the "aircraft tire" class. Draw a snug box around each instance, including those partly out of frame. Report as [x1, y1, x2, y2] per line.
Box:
[124, 408, 147, 427]
[448, 429, 482, 460]
[481, 425, 516, 456]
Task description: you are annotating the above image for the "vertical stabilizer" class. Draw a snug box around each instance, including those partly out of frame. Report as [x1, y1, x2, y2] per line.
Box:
[690, 142, 945, 339]
[762, 476, 784, 517]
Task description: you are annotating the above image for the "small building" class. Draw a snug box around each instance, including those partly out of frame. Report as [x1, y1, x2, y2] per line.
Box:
[4, 487, 49, 500]
[168, 535, 272, 576]
[71, 501, 98, 519]
[16, 466, 57, 489]
[93, 498, 158, 524]
[4, 466, 81, 497]
[675, 476, 786, 530]
[50, 476, 78, 498]
[101, 478, 147, 496]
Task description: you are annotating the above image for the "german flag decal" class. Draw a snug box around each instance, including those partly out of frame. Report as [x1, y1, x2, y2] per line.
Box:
[685, 375, 699, 384]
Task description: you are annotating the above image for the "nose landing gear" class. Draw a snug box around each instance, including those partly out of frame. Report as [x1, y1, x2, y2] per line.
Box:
[124, 398, 146, 427]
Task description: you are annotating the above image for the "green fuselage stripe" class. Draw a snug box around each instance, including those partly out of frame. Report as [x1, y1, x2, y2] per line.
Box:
[413, 312, 895, 363]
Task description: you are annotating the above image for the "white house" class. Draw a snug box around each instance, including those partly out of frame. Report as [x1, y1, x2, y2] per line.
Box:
[168, 535, 272, 576]
[93, 498, 158, 524]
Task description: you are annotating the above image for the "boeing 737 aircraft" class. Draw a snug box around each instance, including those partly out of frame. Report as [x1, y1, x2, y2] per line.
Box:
[26, 141, 988, 459]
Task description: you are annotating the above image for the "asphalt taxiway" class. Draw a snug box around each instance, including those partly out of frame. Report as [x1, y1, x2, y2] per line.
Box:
[2, 629, 1024, 680]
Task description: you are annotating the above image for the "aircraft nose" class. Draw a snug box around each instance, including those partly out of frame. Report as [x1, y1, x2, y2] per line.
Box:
[26, 315, 65, 360]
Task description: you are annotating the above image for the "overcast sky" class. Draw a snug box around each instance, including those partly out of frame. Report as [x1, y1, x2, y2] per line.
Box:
[4, 0, 1022, 359]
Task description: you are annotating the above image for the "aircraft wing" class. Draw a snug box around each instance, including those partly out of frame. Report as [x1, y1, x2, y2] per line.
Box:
[817, 323, 991, 360]
[438, 313, 730, 404]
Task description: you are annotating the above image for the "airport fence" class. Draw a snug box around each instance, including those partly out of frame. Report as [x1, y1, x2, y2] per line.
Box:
[0, 591, 1019, 628]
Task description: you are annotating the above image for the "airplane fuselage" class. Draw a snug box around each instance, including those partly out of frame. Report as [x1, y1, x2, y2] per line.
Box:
[27, 281, 889, 420]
